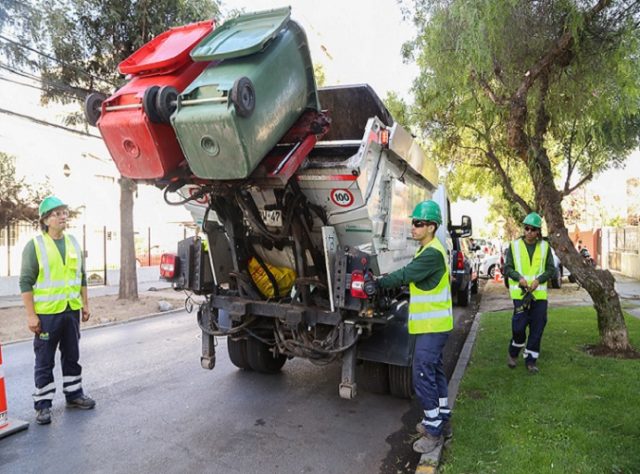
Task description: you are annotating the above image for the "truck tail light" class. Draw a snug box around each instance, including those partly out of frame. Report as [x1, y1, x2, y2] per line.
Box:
[160, 253, 178, 279]
[379, 128, 389, 147]
[350, 270, 367, 299]
[456, 252, 465, 270]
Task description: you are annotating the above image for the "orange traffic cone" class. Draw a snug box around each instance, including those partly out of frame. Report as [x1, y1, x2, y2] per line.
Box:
[0, 344, 29, 439]
[494, 267, 504, 283]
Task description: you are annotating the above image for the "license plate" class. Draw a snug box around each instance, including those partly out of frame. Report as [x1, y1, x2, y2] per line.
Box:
[260, 210, 283, 227]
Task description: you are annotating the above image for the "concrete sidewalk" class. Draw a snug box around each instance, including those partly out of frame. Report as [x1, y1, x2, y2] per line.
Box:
[0, 280, 173, 309]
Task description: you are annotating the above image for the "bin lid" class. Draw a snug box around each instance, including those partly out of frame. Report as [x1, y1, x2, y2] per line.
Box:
[119, 20, 214, 76]
[190, 7, 290, 61]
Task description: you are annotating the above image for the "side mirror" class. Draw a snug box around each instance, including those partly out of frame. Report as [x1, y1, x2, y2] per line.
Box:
[460, 215, 472, 238]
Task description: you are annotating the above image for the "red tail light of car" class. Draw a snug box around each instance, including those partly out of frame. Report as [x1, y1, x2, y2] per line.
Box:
[160, 253, 178, 279]
[456, 252, 465, 270]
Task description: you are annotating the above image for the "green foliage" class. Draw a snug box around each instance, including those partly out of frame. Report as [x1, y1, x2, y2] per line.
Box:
[0, 152, 50, 226]
[383, 91, 411, 130]
[402, 0, 640, 222]
[443, 306, 640, 473]
[2, 0, 220, 104]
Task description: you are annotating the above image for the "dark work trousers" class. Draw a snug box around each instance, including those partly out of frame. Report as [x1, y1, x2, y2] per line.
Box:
[413, 331, 451, 436]
[32, 309, 84, 410]
[508, 299, 548, 366]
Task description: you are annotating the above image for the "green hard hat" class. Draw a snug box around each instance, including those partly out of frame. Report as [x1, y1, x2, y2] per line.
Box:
[523, 212, 542, 228]
[410, 200, 442, 225]
[39, 196, 66, 218]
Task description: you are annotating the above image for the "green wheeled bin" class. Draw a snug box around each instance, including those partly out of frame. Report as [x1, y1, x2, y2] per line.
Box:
[171, 7, 320, 180]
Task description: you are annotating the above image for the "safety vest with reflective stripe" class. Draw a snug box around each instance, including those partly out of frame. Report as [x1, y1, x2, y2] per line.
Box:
[408, 238, 453, 334]
[32, 233, 83, 314]
[508, 238, 549, 301]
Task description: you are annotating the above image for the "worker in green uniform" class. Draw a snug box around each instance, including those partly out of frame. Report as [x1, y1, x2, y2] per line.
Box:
[504, 212, 556, 373]
[20, 196, 96, 425]
[377, 200, 453, 454]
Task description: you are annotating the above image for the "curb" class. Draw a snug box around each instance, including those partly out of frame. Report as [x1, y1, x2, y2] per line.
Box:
[415, 309, 484, 473]
[3, 306, 188, 346]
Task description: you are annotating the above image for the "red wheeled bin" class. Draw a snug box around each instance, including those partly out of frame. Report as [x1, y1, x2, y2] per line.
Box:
[85, 20, 214, 180]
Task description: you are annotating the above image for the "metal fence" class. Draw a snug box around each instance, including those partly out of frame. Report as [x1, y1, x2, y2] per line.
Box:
[0, 221, 196, 283]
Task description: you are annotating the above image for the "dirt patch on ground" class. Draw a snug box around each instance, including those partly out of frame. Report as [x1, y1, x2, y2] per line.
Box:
[0, 291, 188, 344]
[584, 344, 640, 359]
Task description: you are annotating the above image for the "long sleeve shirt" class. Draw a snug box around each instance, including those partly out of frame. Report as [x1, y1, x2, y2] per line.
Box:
[19, 235, 87, 293]
[504, 238, 556, 284]
[377, 246, 446, 292]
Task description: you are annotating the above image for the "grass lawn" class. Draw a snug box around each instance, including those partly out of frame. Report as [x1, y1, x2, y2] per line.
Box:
[441, 306, 640, 474]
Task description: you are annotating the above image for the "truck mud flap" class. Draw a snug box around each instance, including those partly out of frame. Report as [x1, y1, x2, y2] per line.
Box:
[356, 299, 415, 367]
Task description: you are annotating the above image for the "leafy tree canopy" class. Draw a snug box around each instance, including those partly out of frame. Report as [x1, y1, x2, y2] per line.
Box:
[0, 152, 50, 226]
[401, 0, 640, 221]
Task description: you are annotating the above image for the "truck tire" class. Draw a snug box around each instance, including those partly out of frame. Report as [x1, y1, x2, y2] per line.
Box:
[246, 337, 286, 374]
[359, 360, 390, 394]
[227, 337, 251, 370]
[457, 282, 470, 307]
[388, 364, 413, 399]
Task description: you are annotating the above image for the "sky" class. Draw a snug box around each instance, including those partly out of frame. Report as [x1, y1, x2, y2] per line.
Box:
[220, 0, 419, 100]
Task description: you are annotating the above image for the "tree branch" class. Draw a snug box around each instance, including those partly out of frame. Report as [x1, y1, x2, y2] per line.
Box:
[470, 70, 507, 105]
[563, 172, 594, 196]
[484, 147, 531, 214]
[508, 0, 614, 154]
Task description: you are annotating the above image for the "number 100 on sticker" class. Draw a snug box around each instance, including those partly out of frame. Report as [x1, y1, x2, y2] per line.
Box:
[330, 189, 354, 207]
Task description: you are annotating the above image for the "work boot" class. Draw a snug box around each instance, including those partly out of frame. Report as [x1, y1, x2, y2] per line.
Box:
[36, 407, 52, 425]
[416, 420, 453, 440]
[66, 394, 96, 410]
[413, 433, 443, 454]
[526, 363, 539, 374]
[507, 354, 517, 368]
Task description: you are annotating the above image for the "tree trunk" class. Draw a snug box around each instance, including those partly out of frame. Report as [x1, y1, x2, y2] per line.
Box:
[531, 151, 632, 351]
[118, 177, 138, 300]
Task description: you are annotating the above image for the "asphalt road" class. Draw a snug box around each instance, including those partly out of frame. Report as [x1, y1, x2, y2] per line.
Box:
[0, 295, 478, 474]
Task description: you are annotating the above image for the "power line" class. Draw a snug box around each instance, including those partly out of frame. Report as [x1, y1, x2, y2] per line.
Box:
[0, 107, 101, 139]
[0, 62, 88, 99]
[0, 34, 119, 89]
[0, 69, 82, 102]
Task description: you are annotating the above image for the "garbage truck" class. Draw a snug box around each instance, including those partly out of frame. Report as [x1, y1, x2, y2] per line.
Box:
[86, 7, 471, 399]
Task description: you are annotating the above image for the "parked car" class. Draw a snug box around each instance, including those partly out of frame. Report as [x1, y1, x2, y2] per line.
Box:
[450, 233, 479, 306]
[479, 253, 500, 279]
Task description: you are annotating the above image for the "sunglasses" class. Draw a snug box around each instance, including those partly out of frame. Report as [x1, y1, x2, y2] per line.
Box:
[524, 226, 538, 232]
[412, 219, 431, 228]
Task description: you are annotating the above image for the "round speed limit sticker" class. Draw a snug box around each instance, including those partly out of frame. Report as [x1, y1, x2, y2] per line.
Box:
[330, 189, 354, 207]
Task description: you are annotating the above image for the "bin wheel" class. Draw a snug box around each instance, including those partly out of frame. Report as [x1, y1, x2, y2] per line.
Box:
[155, 85, 179, 123]
[230, 76, 255, 118]
[142, 85, 162, 123]
[84, 92, 107, 127]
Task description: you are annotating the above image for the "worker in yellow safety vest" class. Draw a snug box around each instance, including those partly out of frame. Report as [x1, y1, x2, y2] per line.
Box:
[503, 212, 556, 374]
[20, 196, 96, 425]
[377, 200, 453, 455]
